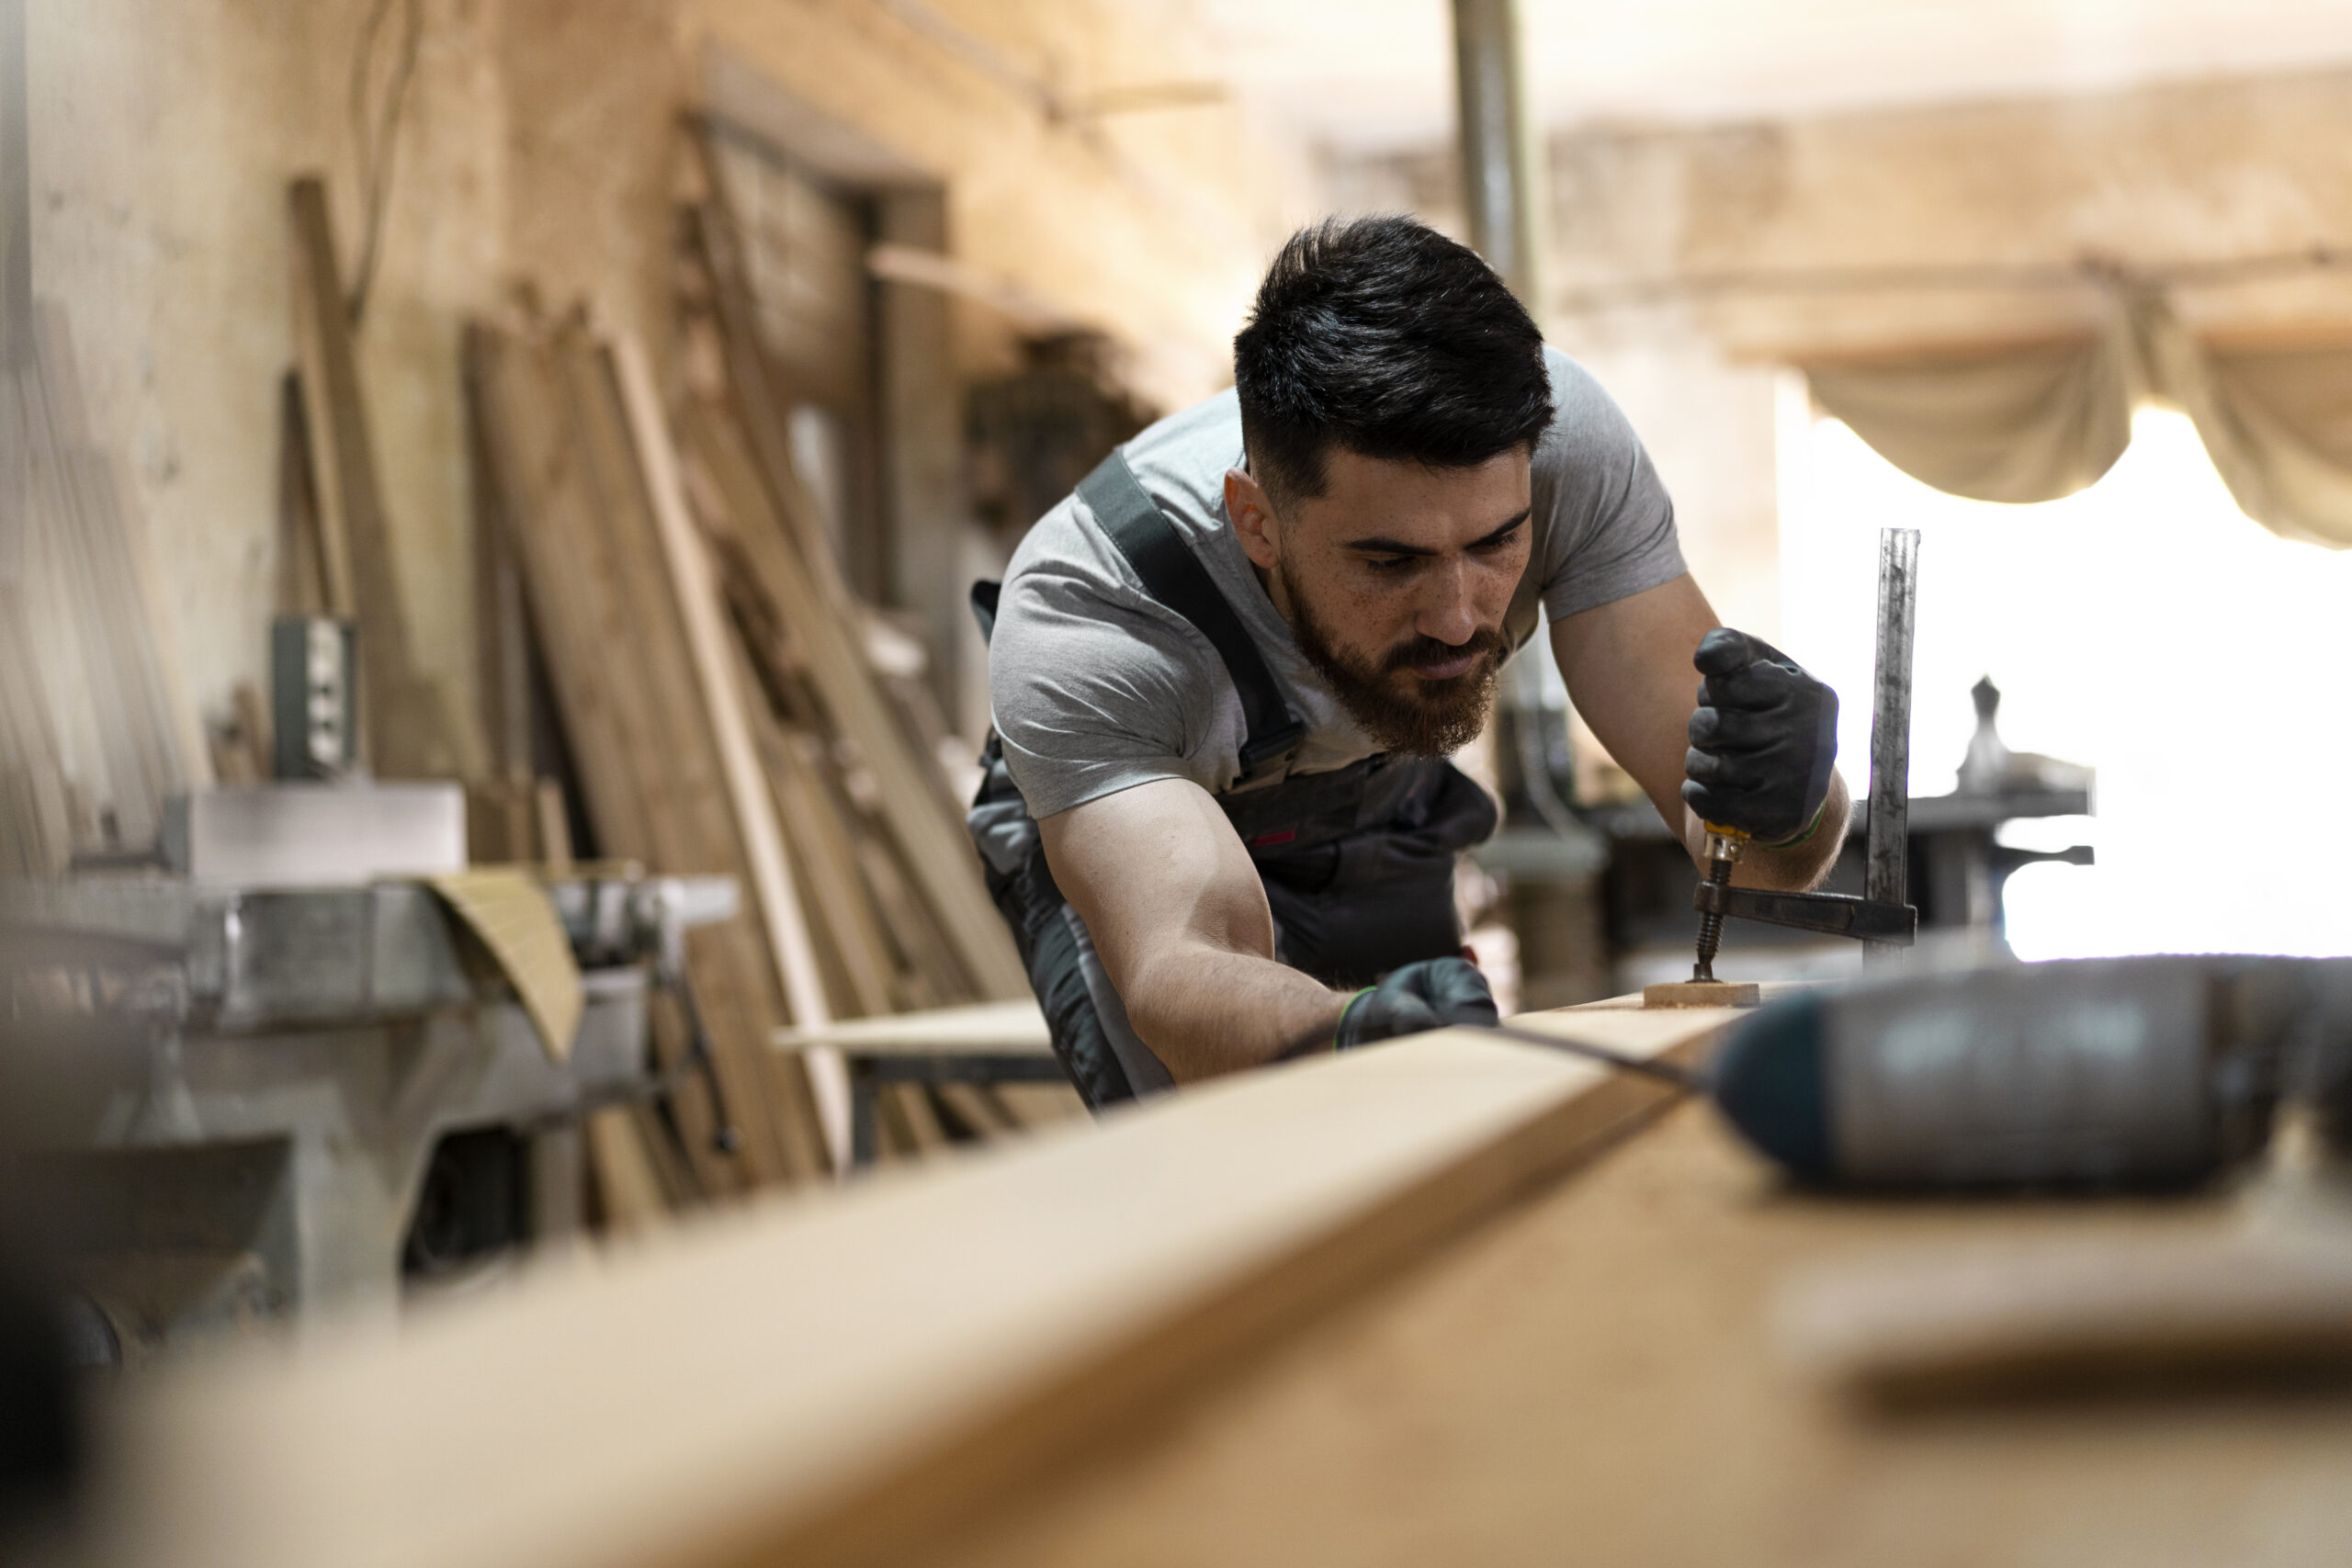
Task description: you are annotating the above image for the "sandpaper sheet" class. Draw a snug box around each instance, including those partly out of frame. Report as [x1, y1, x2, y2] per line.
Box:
[424, 868, 582, 1061]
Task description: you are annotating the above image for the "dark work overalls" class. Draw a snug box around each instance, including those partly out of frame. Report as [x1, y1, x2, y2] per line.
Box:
[967, 449, 1549, 1108]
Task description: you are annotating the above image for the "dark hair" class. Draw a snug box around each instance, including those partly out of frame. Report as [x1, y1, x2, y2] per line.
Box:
[1232, 215, 1554, 509]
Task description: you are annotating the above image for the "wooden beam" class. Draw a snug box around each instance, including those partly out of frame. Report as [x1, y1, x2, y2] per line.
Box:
[680, 408, 1027, 999]
[287, 175, 459, 777]
[467, 317, 826, 1188]
[612, 332, 851, 1170]
[79, 1002, 1740, 1568]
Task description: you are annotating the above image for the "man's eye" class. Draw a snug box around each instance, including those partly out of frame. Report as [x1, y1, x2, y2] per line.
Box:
[1363, 556, 1415, 573]
[1473, 525, 1525, 555]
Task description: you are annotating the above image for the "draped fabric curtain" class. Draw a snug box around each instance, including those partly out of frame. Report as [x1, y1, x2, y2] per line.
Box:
[1802, 288, 2352, 547]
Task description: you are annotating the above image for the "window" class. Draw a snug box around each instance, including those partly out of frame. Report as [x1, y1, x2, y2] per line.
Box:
[1779, 390, 2352, 959]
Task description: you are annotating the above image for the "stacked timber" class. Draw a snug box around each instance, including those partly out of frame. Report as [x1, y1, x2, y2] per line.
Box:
[467, 230, 1033, 1183]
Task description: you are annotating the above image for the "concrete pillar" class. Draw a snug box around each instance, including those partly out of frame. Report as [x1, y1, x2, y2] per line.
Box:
[1450, 0, 1546, 308]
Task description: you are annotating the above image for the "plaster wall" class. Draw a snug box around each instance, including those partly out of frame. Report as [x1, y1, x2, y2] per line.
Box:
[26, 0, 1316, 763]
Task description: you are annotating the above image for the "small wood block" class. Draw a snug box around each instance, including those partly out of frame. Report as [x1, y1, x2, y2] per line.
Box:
[1644, 979, 1762, 1009]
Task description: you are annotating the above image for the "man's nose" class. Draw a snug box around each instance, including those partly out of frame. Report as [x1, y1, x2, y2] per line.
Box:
[1416, 558, 1479, 647]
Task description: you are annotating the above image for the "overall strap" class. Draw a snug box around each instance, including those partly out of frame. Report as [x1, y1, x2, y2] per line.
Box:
[1078, 450, 1305, 783]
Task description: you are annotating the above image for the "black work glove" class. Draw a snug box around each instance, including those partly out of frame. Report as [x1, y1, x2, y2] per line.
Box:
[1334, 957, 1498, 1051]
[1680, 627, 1839, 844]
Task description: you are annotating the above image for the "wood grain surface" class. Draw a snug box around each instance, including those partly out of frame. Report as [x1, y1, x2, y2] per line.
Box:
[904, 1103, 2352, 1568]
[71, 1004, 1727, 1568]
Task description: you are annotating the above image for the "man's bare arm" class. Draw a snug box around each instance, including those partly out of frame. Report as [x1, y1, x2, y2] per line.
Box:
[1037, 779, 1351, 1082]
[1549, 573, 1847, 892]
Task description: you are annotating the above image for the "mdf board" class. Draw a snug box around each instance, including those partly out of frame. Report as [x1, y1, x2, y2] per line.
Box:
[77, 1002, 1734, 1568]
[904, 1111, 2352, 1568]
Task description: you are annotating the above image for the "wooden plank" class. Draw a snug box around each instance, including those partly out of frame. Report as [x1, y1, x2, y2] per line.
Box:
[584, 1106, 669, 1235]
[610, 333, 831, 1039]
[277, 371, 328, 617]
[747, 694, 899, 1019]
[466, 321, 761, 1192]
[933, 1081, 1022, 1139]
[678, 407, 1025, 999]
[79, 1001, 1736, 1568]
[899, 1093, 2345, 1568]
[287, 176, 458, 777]
[551, 323, 828, 1183]
[772, 998, 1048, 1057]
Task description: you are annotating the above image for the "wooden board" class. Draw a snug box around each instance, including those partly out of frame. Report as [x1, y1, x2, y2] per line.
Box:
[678, 402, 1025, 1002]
[675, 167, 1026, 1004]
[78, 1001, 1735, 1568]
[898, 1106, 2351, 1568]
[772, 998, 1050, 1057]
[287, 176, 459, 778]
[465, 316, 827, 1188]
[1645, 978, 1762, 1008]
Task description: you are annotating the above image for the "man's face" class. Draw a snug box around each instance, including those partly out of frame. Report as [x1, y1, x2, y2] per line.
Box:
[1226, 446, 1532, 756]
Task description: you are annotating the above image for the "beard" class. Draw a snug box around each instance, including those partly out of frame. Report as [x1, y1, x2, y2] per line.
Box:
[1286, 576, 1508, 758]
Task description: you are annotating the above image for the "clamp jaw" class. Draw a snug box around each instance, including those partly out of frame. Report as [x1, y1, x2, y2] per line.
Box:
[1690, 527, 1923, 974]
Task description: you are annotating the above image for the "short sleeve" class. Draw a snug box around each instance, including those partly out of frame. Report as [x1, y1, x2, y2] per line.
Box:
[988, 556, 1226, 819]
[1535, 350, 1688, 621]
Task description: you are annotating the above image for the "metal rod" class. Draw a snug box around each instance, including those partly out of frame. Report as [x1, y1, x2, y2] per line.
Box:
[1449, 0, 1546, 307]
[1864, 528, 1920, 963]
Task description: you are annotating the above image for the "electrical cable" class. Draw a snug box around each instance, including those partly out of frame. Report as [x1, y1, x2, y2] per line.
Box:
[345, 0, 423, 327]
[1271, 1010, 1710, 1092]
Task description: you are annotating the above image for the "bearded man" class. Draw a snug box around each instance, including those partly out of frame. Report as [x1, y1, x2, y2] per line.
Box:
[967, 216, 1847, 1104]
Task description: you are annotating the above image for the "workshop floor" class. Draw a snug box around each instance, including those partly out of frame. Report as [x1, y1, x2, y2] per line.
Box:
[907, 1100, 2352, 1568]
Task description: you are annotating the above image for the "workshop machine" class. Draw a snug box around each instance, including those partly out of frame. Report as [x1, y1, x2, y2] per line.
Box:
[0, 864, 733, 1359]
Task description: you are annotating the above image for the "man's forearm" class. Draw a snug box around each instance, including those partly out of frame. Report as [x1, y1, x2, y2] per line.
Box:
[1120, 942, 1351, 1083]
[1682, 769, 1849, 893]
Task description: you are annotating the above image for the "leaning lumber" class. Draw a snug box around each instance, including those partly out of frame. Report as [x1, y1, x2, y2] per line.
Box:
[610, 334, 831, 1038]
[464, 314, 829, 1188]
[287, 175, 461, 778]
[673, 136, 1024, 1004]
[677, 406, 1026, 1000]
[0, 301, 196, 859]
[74, 1001, 1737, 1568]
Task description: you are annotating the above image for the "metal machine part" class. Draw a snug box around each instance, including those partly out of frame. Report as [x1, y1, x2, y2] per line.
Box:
[1686, 528, 1921, 967]
[269, 615, 356, 780]
[0, 870, 731, 1349]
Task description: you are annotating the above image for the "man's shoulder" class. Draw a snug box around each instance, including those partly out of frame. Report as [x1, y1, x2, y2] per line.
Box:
[1002, 387, 1240, 601]
[1115, 388, 1244, 541]
[1538, 344, 1642, 457]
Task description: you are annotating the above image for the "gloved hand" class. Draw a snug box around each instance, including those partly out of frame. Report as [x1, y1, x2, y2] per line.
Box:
[1334, 957, 1498, 1051]
[1680, 627, 1839, 845]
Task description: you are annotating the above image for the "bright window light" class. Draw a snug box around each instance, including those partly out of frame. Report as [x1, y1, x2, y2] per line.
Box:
[1778, 393, 2352, 961]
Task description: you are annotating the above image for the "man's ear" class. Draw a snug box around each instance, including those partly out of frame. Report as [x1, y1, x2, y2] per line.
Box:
[1225, 468, 1280, 570]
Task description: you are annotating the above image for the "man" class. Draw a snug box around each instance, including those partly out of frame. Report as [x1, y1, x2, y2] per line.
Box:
[968, 216, 1846, 1105]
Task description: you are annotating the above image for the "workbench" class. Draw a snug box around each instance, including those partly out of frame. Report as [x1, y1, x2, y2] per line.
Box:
[910, 1099, 2347, 1568]
[54, 998, 2352, 1568]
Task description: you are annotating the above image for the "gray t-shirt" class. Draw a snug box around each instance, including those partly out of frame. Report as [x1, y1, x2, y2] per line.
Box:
[989, 346, 1684, 819]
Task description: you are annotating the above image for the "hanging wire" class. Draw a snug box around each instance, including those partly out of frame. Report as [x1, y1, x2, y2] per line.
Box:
[345, 0, 424, 327]
[1274, 1011, 1711, 1092]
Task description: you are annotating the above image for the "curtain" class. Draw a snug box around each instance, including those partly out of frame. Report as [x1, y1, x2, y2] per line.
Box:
[1802, 288, 2352, 547]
